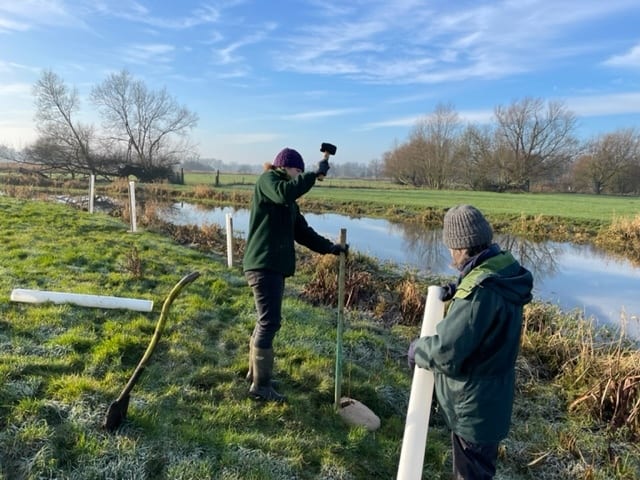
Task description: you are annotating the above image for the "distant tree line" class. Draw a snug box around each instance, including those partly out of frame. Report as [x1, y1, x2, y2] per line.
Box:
[16, 69, 198, 183]
[381, 99, 640, 195]
[3, 73, 639, 194]
[183, 157, 384, 179]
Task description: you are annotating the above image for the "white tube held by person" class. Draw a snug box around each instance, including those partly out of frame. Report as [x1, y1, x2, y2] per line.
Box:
[397, 285, 445, 480]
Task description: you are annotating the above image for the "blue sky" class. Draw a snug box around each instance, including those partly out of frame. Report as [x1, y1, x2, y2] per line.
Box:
[1, 0, 640, 166]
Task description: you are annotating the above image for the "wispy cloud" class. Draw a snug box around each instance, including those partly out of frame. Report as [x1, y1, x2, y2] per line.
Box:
[92, 1, 221, 29]
[0, 61, 40, 75]
[0, 17, 30, 33]
[123, 43, 176, 65]
[271, 0, 640, 85]
[282, 108, 361, 121]
[564, 92, 640, 116]
[214, 133, 281, 144]
[360, 115, 422, 130]
[211, 24, 277, 66]
[0, 1, 85, 31]
[361, 93, 640, 132]
[359, 108, 494, 131]
[0, 83, 32, 96]
[602, 43, 640, 68]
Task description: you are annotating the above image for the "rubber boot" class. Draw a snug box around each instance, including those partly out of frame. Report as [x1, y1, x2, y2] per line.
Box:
[245, 337, 254, 383]
[246, 338, 278, 386]
[249, 348, 286, 402]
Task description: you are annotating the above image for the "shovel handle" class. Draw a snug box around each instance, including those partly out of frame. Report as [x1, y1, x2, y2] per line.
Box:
[116, 272, 200, 401]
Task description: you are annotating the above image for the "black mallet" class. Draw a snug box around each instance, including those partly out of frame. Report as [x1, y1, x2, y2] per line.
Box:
[103, 271, 200, 432]
[318, 142, 337, 181]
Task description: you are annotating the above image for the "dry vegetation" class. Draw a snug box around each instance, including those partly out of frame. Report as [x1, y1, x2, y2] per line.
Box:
[521, 303, 640, 442]
[596, 215, 640, 265]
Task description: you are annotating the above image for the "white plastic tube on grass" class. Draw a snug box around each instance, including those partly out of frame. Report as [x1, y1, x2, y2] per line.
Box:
[10, 289, 153, 312]
[397, 285, 445, 480]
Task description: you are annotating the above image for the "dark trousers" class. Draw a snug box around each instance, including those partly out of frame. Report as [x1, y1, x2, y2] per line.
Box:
[452, 432, 498, 480]
[245, 270, 285, 349]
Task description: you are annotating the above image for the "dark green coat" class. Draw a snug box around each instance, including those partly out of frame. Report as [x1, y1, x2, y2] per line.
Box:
[242, 168, 334, 277]
[414, 251, 533, 443]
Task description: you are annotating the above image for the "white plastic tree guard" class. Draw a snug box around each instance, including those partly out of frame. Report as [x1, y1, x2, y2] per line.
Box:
[397, 285, 445, 480]
[10, 288, 154, 312]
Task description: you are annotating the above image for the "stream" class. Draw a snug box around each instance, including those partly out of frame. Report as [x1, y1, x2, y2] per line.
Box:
[161, 203, 640, 340]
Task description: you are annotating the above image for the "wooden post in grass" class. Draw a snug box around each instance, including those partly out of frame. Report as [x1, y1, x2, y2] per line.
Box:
[128, 181, 137, 233]
[225, 213, 234, 268]
[331, 228, 381, 431]
[334, 228, 347, 410]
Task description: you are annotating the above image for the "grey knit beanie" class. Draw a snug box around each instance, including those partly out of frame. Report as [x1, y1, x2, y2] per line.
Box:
[443, 205, 493, 249]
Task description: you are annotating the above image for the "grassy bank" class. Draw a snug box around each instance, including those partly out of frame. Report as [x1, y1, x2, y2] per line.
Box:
[5, 169, 640, 231]
[0, 195, 638, 479]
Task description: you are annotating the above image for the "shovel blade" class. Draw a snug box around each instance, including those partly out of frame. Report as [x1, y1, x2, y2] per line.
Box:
[103, 394, 130, 432]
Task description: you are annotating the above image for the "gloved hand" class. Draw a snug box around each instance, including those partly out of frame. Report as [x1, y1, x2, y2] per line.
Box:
[440, 282, 457, 302]
[316, 159, 330, 177]
[330, 243, 349, 256]
[407, 338, 419, 371]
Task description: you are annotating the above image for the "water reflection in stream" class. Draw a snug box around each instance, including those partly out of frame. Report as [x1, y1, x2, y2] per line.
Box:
[162, 203, 640, 339]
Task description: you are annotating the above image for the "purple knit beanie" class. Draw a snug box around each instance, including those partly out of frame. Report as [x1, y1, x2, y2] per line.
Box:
[273, 148, 305, 172]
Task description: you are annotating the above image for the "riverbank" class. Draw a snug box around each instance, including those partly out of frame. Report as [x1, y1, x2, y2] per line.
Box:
[0, 195, 638, 479]
[4, 172, 640, 263]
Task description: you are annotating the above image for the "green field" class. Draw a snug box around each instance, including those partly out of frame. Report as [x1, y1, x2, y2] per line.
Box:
[183, 171, 640, 224]
[0, 194, 638, 479]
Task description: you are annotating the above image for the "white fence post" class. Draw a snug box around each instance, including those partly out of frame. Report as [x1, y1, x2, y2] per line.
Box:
[88, 175, 95, 213]
[128, 181, 137, 233]
[225, 213, 234, 268]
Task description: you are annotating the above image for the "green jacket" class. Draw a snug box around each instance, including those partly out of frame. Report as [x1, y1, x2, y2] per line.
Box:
[242, 168, 334, 277]
[414, 251, 533, 443]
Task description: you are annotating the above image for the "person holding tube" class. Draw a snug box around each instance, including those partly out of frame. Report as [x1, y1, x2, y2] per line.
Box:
[243, 147, 348, 402]
[408, 205, 533, 479]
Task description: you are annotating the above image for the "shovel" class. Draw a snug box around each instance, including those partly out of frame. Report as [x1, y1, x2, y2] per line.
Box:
[103, 271, 200, 432]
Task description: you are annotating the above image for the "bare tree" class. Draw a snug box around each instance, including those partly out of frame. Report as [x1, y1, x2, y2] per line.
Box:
[456, 124, 500, 189]
[90, 70, 198, 171]
[383, 140, 423, 186]
[367, 158, 384, 179]
[410, 103, 461, 189]
[573, 129, 640, 194]
[30, 69, 97, 175]
[383, 103, 461, 188]
[0, 144, 20, 162]
[494, 97, 578, 190]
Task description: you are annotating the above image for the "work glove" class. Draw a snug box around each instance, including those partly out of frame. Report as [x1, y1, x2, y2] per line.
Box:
[440, 282, 457, 302]
[316, 159, 330, 177]
[330, 243, 349, 256]
[407, 338, 419, 371]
